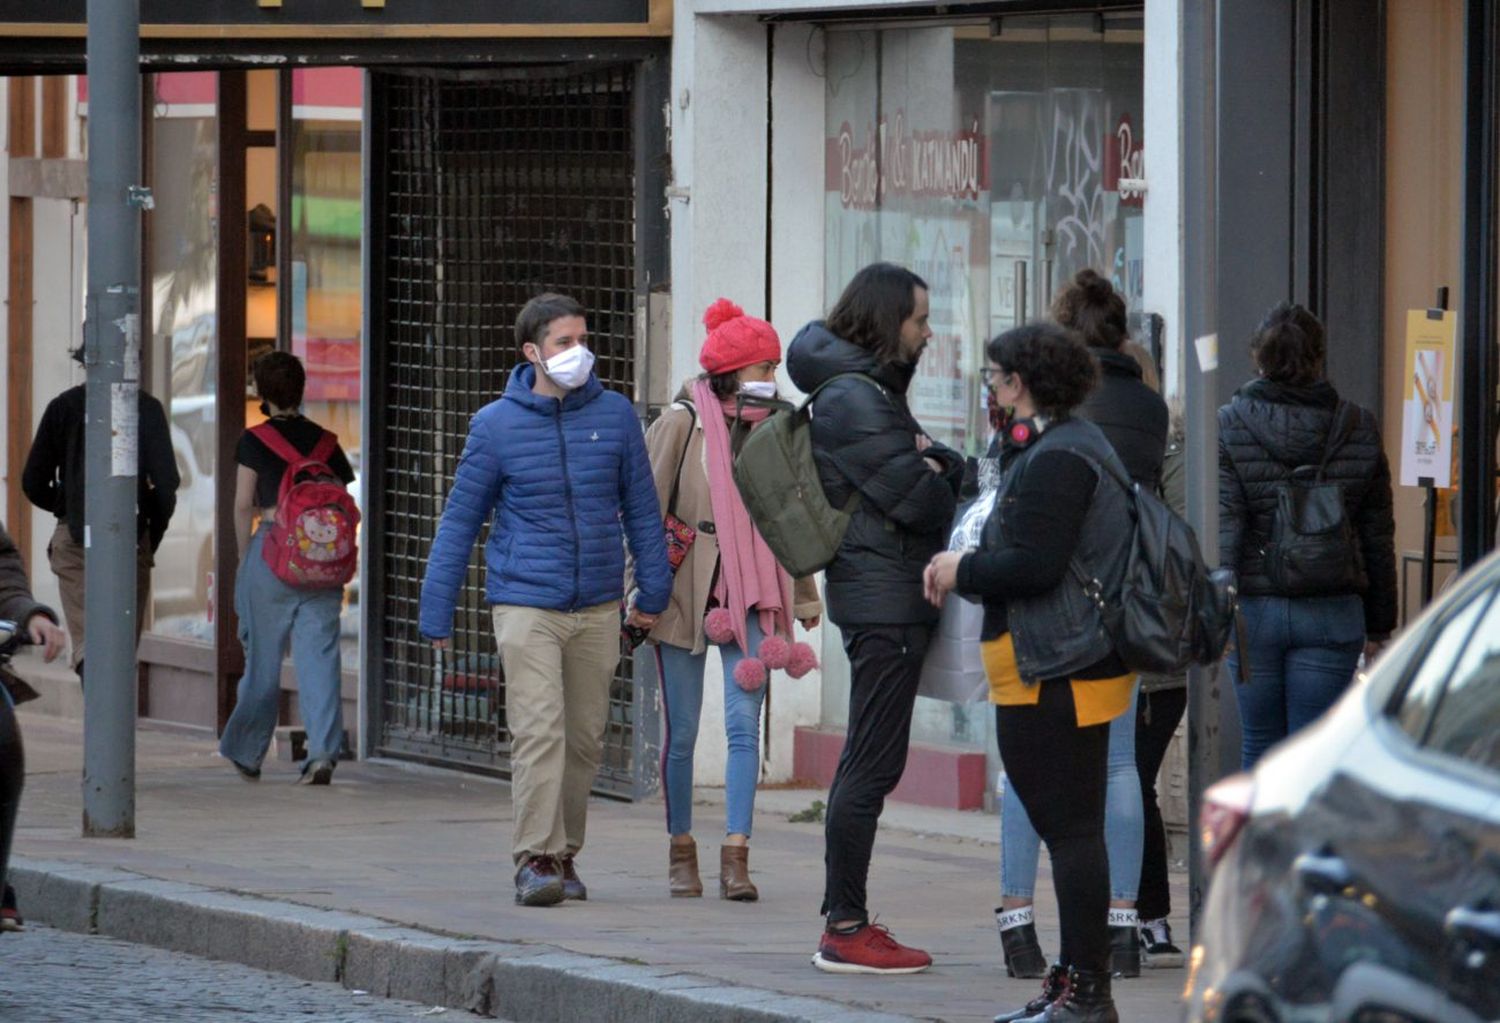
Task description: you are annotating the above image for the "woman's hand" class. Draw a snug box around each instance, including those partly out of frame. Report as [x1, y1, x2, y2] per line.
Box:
[924, 551, 964, 607]
[26, 613, 67, 663]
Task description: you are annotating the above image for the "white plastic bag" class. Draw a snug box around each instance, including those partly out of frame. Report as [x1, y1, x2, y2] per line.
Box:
[917, 483, 997, 705]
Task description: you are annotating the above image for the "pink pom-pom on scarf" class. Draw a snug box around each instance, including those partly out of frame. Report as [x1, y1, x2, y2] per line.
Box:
[704, 608, 735, 644]
[733, 657, 768, 691]
[757, 635, 791, 670]
[785, 642, 819, 679]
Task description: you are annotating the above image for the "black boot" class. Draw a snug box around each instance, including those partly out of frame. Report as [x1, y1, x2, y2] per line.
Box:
[1109, 925, 1140, 978]
[994, 962, 1069, 1023]
[1024, 969, 1118, 1023]
[998, 910, 1047, 978]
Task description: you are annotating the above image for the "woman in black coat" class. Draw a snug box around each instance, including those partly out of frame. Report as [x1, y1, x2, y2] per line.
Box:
[1219, 303, 1397, 768]
[787, 262, 963, 975]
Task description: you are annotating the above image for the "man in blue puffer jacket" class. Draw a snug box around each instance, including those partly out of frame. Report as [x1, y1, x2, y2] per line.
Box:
[420, 293, 672, 908]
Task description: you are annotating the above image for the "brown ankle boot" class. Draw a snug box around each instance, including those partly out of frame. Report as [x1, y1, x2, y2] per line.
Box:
[669, 839, 703, 897]
[719, 844, 759, 902]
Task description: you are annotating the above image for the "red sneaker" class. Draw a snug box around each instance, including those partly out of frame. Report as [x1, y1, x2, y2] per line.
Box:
[812, 922, 932, 974]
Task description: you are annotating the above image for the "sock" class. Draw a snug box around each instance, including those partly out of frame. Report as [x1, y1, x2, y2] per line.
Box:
[996, 906, 1035, 932]
[828, 919, 865, 936]
[1108, 908, 1139, 930]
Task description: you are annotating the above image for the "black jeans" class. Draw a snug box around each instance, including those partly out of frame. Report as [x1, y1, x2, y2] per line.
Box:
[0, 683, 23, 898]
[822, 622, 931, 925]
[1135, 686, 1187, 922]
[996, 680, 1110, 973]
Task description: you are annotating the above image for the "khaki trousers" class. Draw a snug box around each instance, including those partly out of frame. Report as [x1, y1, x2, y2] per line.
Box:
[492, 601, 620, 867]
[47, 521, 153, 672]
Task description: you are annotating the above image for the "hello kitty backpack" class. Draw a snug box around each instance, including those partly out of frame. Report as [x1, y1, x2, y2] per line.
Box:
[250, 424, 360, 589]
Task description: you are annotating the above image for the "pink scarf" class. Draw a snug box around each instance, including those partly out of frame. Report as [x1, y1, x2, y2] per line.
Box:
[692, 378, 794, 654]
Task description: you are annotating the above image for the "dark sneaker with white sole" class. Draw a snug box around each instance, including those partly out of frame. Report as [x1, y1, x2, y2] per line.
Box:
[298, 759, 334, 785]
[1139, 918, 1185, 968]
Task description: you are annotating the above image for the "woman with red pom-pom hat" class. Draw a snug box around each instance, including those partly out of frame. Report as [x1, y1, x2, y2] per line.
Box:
[627, 298, 822, 903]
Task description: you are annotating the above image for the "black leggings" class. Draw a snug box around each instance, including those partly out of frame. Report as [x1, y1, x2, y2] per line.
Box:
[822, 623, 931, 925]
[0, 684, 23, 896]
[996, 681, 1110, 973]
[1135, 686, 1188, 922]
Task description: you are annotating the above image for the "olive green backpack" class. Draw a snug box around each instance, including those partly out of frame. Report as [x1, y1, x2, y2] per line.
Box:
[731, 373, 886, 578]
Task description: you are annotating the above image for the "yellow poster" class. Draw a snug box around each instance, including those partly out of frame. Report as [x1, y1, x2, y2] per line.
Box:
[1399, 309, 1457, 487]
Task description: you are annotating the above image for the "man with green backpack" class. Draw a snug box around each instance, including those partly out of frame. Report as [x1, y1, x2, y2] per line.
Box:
[777, 263, 964, 975]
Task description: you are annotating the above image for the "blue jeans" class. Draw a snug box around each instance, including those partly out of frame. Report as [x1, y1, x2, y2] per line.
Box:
[1001, 684, 1143, 902]
[655, 614, 767, 838]
[219, 529, 345, 770]
[1229, 594, 1365, 770]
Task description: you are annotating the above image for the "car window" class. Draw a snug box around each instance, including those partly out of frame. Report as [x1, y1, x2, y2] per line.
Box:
[1393, 590, 1493, 743]
[1423, 592, 1500, 771]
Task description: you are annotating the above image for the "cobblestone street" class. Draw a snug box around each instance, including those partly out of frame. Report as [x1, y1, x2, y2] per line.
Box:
[0, 926, 495, 1023]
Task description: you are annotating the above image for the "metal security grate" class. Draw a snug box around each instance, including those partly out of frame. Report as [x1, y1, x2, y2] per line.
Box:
[372, 66, 642, 795]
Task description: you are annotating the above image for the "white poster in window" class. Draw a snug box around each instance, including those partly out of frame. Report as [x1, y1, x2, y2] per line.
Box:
[909, 217, 979, 452]
[1399, 309, 1456, 488]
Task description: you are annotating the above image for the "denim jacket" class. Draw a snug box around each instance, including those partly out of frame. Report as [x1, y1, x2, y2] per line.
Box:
[984, 417, 1132, 684]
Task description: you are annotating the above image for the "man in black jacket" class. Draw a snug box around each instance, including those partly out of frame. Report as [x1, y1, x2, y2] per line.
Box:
[21, 351, 179, 682]
[787, 262, 963, 975]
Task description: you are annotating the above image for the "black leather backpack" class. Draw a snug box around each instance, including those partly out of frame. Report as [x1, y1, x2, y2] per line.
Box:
[1257, 402, 1363, 597]
[1073, 452, 1239, 675]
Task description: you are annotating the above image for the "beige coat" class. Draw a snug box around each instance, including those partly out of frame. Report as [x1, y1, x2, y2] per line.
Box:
[637, 393, 822, 655]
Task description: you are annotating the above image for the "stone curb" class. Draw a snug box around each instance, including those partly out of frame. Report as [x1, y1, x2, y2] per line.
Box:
[8, 858, 921, 1023]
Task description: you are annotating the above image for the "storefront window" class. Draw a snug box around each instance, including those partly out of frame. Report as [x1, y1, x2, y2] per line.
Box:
[149, 72, 219, 642]
[822, 16, 1144, 747]
[290, 67, 364, 662]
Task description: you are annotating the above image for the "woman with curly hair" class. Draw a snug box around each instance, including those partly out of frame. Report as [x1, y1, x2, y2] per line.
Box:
[926, 322, 1133, 1023]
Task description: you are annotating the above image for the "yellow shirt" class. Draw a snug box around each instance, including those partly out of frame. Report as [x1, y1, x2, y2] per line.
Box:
[981, 633, 1134, 728]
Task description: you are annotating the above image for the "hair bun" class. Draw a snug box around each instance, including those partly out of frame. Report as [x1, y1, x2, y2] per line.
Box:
[704, 298, 744, 332]
[1076, 268, 1111, 299]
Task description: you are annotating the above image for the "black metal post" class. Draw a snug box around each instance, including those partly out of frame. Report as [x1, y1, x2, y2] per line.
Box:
[1185, 0, 1220, 938]
[1460, 0, 1499, 570]
[82, 0, 142, 838]
[1419, 287, 1451, 607]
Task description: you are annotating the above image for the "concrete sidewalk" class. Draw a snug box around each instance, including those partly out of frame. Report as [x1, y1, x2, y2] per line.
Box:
[9, 712, 1188, 1022]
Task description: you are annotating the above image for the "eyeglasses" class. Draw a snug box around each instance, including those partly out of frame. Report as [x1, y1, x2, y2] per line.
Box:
[980, 367, 1012, 384]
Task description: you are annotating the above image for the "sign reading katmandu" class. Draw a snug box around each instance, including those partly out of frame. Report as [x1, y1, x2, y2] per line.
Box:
[831, 111, 989, 210]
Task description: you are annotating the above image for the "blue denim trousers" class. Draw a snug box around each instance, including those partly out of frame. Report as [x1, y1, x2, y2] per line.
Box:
[655, 614, 767, 838]
[1000, 684, 1143, 902]
[219, 528, 345, 770]
[1228, 593, 1365, 770]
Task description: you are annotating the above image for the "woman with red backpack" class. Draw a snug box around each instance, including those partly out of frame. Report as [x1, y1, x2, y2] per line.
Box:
[220, 352, 357, 785]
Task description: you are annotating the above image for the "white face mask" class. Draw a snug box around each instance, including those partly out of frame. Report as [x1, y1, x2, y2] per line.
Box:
[539, 345, 595, 391]
[739, 380, 778, 400]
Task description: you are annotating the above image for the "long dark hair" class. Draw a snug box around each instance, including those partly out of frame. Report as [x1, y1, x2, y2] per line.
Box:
[826, 262, 928, 365]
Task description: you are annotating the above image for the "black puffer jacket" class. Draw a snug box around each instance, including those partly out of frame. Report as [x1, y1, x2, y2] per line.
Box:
[786, 322, 963, 627]
[1076, 348, 1169, 488]
[1218, 379, 1397, 638]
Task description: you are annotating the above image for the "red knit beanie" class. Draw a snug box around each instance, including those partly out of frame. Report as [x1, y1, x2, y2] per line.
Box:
[699, 299, 782, 375]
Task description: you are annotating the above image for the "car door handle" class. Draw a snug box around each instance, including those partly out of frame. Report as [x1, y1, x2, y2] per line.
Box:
[1294, 850, 1353, 895]
[1446, 906, 1500, 949]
